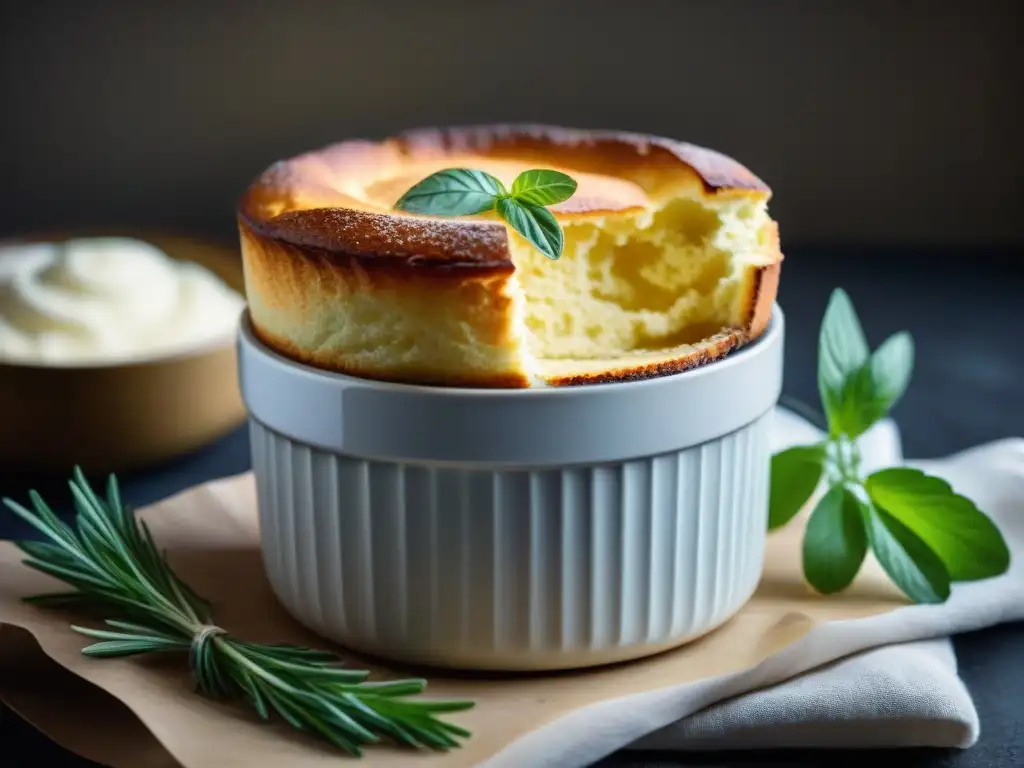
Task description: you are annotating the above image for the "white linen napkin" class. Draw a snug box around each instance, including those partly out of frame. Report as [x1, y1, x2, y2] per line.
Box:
[485, 408, 1024, 767]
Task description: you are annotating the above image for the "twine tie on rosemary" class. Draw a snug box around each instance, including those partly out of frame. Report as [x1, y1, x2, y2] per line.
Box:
[190, 624, 226, 656]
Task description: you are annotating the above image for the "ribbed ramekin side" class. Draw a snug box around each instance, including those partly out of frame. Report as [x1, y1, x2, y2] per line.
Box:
[251, 410, 771, 671]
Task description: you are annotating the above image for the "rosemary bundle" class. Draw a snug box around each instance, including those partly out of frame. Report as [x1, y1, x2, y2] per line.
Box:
[2, 469, 473, 756]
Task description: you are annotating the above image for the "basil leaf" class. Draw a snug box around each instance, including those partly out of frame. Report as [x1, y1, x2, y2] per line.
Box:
[866, 467, 1010, 581]
[768, 444, 826, 530]
[828, 331, 914, 439]
[828, 366, 870, 440]
[496, 197, 564, 260]
[394, 169, 506, 216]
[803, 484, 868, 594]
[818, 289, 870, 434]
[865, 503, 950, 604]
[867, 330, 914, 412]
[511, 169, 578, 206]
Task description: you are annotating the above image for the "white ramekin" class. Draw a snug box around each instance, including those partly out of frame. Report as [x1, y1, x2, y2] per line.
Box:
[238, 307, 784, 671]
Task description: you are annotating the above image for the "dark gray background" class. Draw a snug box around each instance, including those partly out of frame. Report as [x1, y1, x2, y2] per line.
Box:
[2, 0, 1021, 247]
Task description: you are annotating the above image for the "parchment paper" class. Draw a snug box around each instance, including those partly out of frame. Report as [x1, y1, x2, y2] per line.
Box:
[0, 462, 911, 768]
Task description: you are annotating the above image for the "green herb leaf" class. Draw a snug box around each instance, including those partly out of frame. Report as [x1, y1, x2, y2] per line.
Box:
[511, 169, 578, 206]
[802, 485, 868, 594]
[394, 166, 577, 261]
[817, 289, 870, 434]
[828, 366, 875, 440]
[394, 169, 506, 216]
[830, 331, 915, 439]
[868, 331, 914, 410]
[865, 467, 1010, 581]
[864, 503, 950, 604]
[768, 444, 826, 530]
[496, 197, 564, 260]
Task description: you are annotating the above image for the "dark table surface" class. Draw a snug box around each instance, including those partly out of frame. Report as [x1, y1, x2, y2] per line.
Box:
[1, 245, 1022, 767]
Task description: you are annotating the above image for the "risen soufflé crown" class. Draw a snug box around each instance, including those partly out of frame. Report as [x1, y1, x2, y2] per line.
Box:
[237, 125, 783, 387]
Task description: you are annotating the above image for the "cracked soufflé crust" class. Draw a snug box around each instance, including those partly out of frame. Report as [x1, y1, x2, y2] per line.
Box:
[237, 124, 783, 387]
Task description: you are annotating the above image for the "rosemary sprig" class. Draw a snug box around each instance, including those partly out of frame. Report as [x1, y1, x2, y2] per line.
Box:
[2, 468, 474, 756]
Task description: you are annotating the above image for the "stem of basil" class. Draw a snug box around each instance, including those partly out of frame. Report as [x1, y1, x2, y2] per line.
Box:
[824, 434, 863, 486]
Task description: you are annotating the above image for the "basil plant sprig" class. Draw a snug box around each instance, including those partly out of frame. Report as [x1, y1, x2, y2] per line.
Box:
[394, 168, 577, 260]
[770, 289, 1010, 604]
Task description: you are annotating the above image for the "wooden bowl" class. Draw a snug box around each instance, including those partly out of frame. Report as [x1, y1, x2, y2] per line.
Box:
[0, 233, 247, 475]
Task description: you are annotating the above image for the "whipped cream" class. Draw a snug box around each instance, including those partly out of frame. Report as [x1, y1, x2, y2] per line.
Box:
[0, 237, 246, 365]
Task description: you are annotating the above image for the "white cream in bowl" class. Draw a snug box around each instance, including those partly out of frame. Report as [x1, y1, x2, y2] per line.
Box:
[0, 237, 245, 365]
